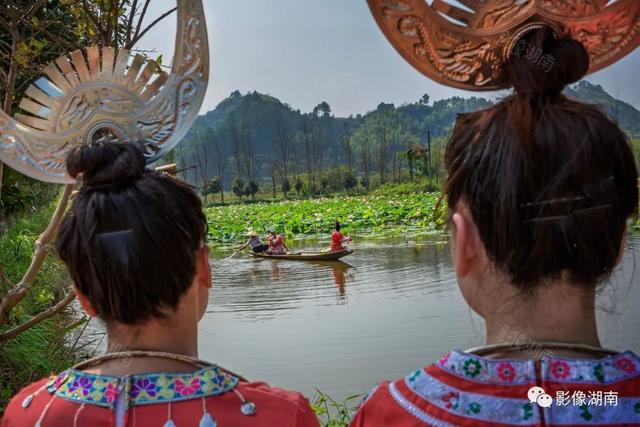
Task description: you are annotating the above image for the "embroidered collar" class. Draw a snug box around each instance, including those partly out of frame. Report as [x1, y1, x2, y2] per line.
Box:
[438, 350, 640, 385]
[46, 365, 238, 408]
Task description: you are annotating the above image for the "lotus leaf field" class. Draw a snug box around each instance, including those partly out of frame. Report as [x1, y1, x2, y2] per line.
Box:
[204, 192, 447, 243]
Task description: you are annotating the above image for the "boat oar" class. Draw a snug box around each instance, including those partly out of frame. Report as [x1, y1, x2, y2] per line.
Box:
[225, 248, 242, 260]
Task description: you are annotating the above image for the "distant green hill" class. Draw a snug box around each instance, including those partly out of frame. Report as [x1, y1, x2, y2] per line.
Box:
[565, 81, 640, 136]
[176, 81, 639, 189]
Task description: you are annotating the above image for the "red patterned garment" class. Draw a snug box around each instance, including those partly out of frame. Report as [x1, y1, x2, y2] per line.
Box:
[2, 365, 319, 427]
[350, 350, 640, 426]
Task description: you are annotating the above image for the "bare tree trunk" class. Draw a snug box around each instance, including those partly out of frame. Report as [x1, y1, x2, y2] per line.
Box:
[214, 141, 225, 203]
[302, 118, 315, 191]
[0, 25, 20, 204]
[194, 140, 204, 190]
[271, 169, 277, 199]
[392, 152, 398, 183]
[362, 142, 371, 190]
[291, 143, 300, 183]
[231, 124, 242, 179]
[313, 126, 324, 187]
[342, 125, 354, 174]
[274, 117, 290, 193]
[176, 144, 186, 181]
[198, 135, 209, 184]
[377, 143, 386, 185]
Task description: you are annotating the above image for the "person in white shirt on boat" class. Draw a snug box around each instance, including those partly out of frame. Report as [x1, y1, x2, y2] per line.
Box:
[238, 230, 269, 254]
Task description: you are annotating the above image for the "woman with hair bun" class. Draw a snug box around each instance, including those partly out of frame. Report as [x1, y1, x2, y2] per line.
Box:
[351, 28, 640, 426]
[2, 143, 319, 426]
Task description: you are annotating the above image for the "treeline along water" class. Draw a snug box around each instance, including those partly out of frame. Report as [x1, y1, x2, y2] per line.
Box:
[200, 235, 640, 400]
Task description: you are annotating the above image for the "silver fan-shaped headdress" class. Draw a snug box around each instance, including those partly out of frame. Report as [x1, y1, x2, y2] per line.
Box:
[0, 0, 208, 184]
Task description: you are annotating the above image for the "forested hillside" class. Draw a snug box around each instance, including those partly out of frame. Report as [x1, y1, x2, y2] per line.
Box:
[173, 81, 640, 196]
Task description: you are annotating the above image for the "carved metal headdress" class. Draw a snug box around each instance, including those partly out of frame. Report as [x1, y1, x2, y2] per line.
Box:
[0, 0, 208, 184]
[367, 0, 639, 91]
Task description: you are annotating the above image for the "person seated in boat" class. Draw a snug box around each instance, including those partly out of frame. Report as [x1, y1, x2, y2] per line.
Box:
[2, 143, 319, 427]
[266, 227, 289, 255]
[330, 221, 352, 252]
[350, 28, 640, 427]
[239, 230, 269, 254]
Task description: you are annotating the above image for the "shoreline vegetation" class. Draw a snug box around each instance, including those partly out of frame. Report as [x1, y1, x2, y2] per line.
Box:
[204, 184, 448, 244]
[0, 200, 88, 413]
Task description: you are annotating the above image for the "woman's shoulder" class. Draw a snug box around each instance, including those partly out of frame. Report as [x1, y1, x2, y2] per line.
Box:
[167, 378, 319, 426]
[1, 376, 89, 427]
[351, 351, 640, 427]
[235, 380, 317, 416]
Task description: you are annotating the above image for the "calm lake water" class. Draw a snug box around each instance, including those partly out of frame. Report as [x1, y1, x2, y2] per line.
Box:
[200, 235, 640, 401]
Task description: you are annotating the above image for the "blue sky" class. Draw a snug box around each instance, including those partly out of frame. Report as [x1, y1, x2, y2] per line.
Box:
[139, 0, 640, 117]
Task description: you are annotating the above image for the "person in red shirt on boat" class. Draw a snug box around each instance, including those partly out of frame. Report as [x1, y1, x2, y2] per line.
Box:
[331, 221, 352, 252]
[267, 227, 289, 255]
[2, 144, 319, 427]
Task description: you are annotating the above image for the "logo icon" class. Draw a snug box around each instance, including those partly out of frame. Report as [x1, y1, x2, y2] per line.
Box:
[527, 386, 553, 408]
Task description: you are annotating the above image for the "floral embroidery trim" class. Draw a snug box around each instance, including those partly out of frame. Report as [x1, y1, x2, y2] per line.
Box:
[593, 363, 605, 383]
[438, 350, 640, 385]
[403, 368, 540, 425]
[522, 403, 533, 421]
[462, 359, 482, 378]
[552, 398, 640, 424]
[468, 402, 481, 414]
[437, 351, 534, 385]
[549, 360, 571, 380]
[441, 391, 459, 410]
[104, 382, 118, 404]
[496, 362, 516, 382]
[540, 351, 640, 384]
[615, 356, 637, 374]
[438, 353, 451, 366]
[579, 404, 593, 421]
[405, 365, 640, 425]
[47, 366, 238, 408]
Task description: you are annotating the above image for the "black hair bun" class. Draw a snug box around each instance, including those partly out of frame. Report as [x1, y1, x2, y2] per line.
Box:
[67, 142, 146, 187]
[506, 26, 589, 97]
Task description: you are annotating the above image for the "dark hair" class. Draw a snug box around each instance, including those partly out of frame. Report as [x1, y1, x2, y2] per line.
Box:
[444, 27, 638, 289]
[335, 221, 341, 232]
[56, 143, 208, 324]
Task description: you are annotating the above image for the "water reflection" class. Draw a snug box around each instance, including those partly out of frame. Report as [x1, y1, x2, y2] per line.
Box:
[294, 261, 354, 300]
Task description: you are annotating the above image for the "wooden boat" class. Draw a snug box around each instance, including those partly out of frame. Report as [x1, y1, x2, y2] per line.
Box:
[249, 249, 353, 261]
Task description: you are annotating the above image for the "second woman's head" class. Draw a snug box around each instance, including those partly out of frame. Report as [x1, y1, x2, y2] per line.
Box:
[444, 27, 638, 313]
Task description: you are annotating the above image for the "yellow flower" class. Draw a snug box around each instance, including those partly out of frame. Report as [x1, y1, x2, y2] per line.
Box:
[89, 389, 105, 401]
[157, 386, 175, 400]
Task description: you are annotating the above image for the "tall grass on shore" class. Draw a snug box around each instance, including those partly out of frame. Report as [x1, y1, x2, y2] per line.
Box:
[312, 390, 362, 427]
[0, 200, 88, 414]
